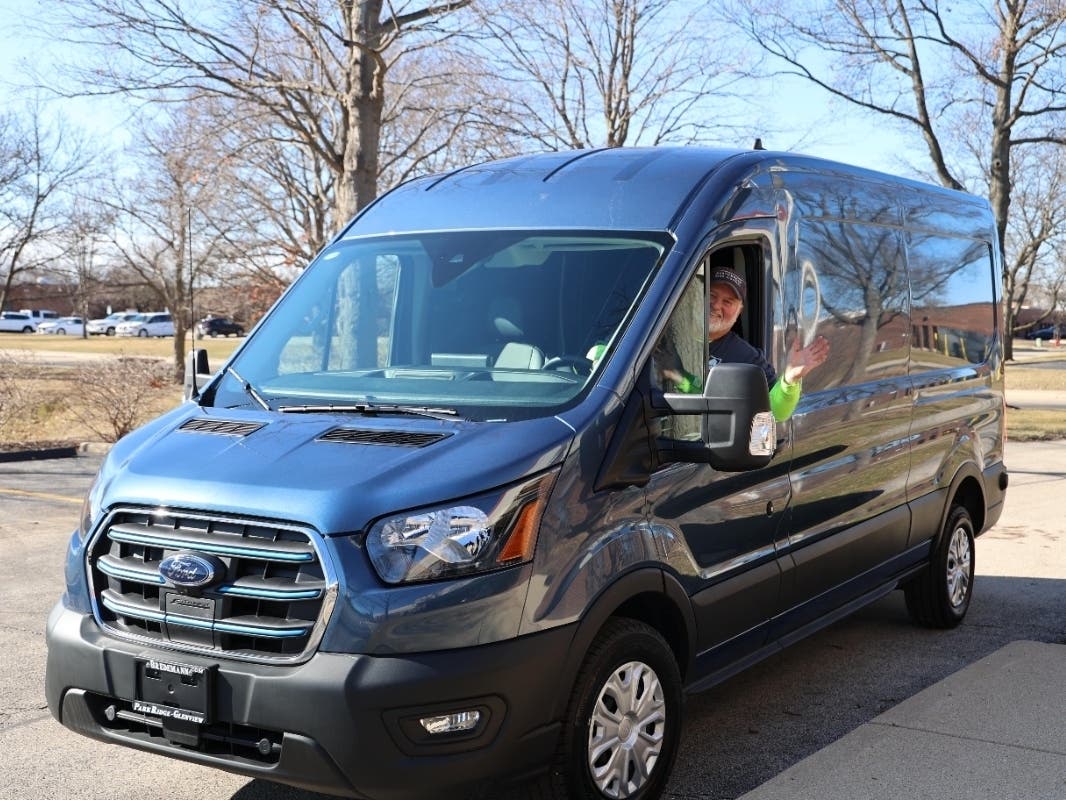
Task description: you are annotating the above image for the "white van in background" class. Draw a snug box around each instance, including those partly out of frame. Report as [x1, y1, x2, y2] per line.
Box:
[18, 308, 58, 327]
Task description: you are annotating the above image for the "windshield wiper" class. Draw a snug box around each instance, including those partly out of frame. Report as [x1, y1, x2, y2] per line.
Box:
[277, 402, 459, 421]
[227, 366, 272, 411]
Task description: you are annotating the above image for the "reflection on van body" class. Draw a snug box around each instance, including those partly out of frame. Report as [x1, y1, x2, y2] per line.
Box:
[46, 148, 1006, 800]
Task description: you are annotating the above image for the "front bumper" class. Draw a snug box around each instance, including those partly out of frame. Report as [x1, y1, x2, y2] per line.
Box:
[46, 603, 576, 800]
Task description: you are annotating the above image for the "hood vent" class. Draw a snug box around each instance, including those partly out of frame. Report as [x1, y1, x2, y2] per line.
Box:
[179, 418, 265, 437]
[317, 427, 449, 448]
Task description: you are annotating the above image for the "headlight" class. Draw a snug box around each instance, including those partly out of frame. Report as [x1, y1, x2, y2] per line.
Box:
[78, 472, 103, 542]
[365, 470, 557, 584]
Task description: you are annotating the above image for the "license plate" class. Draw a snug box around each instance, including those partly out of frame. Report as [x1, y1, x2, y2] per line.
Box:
[134, 658, 214, 725]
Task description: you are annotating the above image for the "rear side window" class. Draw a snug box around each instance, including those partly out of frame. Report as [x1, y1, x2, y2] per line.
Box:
[908, 236, 995, 367]
[794, 220, 909, 393]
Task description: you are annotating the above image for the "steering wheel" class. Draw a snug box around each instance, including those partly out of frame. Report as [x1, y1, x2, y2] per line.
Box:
[542, 355, 593, 376]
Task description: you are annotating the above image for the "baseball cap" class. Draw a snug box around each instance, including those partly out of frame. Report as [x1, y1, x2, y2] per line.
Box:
[708, 267, 746, 302]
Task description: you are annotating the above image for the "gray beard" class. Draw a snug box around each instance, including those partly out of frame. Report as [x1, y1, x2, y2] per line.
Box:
[708, 318, 732, 338]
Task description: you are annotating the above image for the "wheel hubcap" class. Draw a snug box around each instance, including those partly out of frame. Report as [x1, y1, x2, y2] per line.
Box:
[587, 660, 666, 799]
[946, 525, 972, 609]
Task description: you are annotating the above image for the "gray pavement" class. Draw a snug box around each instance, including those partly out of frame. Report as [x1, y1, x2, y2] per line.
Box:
[741, 440, 1066, 800]
[2, 442, 1065, 800]
[741, 641, 1066, 800]
[1005, 388, 1066, 410]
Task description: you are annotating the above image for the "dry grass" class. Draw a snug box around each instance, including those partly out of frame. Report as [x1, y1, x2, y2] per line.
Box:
[0, 357, 182, 446]
[0, 333, 239, 446]
[0, 330, 240, 362]
[1006, 367, 1066, 392]
[2, 335, 1062, 447]
[1006, 409, 1066, 441]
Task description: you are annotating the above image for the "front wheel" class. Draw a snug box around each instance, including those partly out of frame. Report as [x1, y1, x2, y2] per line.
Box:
[137, 328, 148, 337]
[543, 618, 682, 800]
[905, 505, 975, 628]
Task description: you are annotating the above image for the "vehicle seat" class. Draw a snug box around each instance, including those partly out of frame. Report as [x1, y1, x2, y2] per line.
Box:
[495, 341, 545, 369]
[490, 298, 545, 370]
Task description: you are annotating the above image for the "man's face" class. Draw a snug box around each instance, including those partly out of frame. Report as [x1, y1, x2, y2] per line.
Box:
[708, 282, 743, 339]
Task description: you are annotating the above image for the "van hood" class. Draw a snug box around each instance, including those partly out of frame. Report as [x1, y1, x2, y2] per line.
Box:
[98, 405, 575, 535]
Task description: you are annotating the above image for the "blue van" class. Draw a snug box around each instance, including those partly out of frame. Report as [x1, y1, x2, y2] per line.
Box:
[46, 147, 1007, 800]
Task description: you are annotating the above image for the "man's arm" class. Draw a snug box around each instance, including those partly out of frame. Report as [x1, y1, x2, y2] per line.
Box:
[770, 335, 831, 421]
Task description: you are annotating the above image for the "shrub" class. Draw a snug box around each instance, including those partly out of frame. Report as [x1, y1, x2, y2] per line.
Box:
[69, 357, 175, 442]
[0, 353, 33, 439]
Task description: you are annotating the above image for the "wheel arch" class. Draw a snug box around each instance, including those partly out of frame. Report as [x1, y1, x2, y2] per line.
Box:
[550, 567, 695, 721]
[945, 465, 987, 535]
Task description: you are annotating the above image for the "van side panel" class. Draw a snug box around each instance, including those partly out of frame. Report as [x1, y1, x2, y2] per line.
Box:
[775, 191, 914, 614]
[904, 227, 1004, 537]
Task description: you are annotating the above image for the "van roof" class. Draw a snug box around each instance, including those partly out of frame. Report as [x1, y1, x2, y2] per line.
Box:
[346, 147, 989, 238]
[349, 147, 746, 235]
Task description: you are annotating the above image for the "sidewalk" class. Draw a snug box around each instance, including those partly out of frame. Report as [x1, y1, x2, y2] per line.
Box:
[741, 641, 1066, 800]
[1005, 388, 1066, 410]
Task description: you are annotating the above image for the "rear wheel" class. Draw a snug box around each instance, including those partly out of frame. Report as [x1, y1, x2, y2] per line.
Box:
[905, 505, 975, 628]
[538, 618, 682, 800]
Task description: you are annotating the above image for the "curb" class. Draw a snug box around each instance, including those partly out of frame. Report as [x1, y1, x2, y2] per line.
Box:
[0, 445, 79, 463]
[78, 442, 113, 456]
[0, 441, 111, 463]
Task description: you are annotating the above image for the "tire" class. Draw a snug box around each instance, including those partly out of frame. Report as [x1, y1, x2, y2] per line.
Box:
[138, 328, 148, 337]
[22, 326, 32, 333]
[57, 328, 66, 335]
[905, 505, 975, 628]
[106, 326, 115, 336]
[537, 618, 682, 800]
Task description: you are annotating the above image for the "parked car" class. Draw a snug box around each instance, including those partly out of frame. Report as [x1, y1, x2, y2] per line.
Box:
[116, 312, 174, 337]
[36, 316, 85, 336]
[0, 311, 36, 333]
[87, 311, 142, 336]
[1024, 324, 1059, 340]
[196, 316, 245, 337]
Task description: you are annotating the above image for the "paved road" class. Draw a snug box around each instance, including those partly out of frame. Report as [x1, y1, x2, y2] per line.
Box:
[1, 442, 1064, 800]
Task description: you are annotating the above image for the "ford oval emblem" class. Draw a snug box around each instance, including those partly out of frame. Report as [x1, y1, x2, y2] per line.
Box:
[159, 552, 223, 588]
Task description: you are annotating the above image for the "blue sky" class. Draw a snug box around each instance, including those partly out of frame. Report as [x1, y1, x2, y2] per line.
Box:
[0, 0, 927, 181]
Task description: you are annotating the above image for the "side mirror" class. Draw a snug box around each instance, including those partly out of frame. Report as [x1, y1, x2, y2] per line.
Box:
[654, 362, 776, 471]
[183, 348, 211, 401]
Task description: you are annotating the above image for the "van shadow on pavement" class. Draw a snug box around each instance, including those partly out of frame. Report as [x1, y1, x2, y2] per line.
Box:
[226, 575, 1065, 800]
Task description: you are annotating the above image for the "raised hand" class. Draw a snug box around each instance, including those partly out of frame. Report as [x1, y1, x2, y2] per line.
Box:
[784, 335, 830, 384]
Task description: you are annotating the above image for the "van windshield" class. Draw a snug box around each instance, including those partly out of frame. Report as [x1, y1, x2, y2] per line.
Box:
[217, 230, 671, 421]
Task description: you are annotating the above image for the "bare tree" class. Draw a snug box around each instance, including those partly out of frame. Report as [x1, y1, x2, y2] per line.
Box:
[70, 357, 174, 441]
[101, 107, 242, 381]
[999, 145, 1066, 335]
[54, 0, 474, 227]
[203, 99, 336, 286]
[471, 0, 747, 150]
[729, 0, 1066, 358]
[49, 190, 115, 334]
[378, 46, 519, 184]
[0, 103, 92, 313]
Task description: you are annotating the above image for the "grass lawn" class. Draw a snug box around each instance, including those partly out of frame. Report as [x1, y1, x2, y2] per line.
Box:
[2, 334, 1062, 445]
[0, 331, 241, 363]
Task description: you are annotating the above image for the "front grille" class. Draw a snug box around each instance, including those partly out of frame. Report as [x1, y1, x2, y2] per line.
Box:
[87, 508, 335, 663]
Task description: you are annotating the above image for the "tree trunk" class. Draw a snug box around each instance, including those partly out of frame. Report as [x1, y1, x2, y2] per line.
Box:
[335, 0, 386, 229]
[990, 11, 1018, 361]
